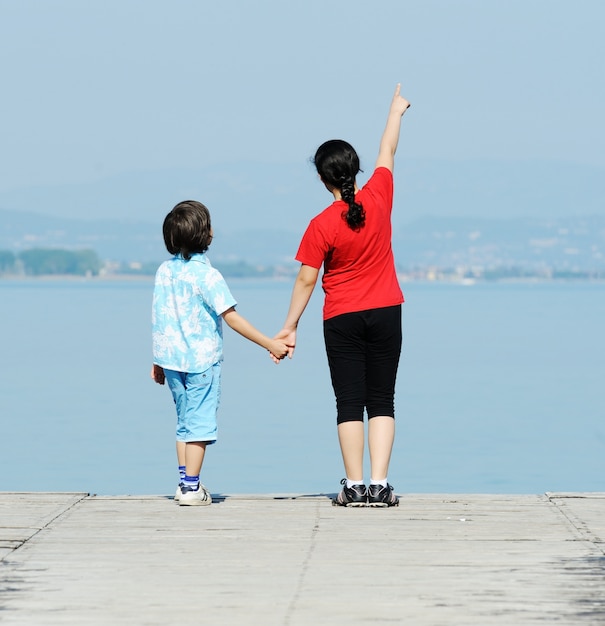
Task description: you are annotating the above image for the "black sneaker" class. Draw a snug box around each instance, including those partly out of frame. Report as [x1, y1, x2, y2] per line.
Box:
[368, 483, 399, 507]
[332, 479, 367, 507]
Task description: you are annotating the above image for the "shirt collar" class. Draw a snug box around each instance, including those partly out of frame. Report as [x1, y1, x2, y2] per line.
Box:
[175, 252, 208, 263]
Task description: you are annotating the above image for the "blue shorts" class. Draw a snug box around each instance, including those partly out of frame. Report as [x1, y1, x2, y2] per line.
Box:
[164, 363, 222, 443]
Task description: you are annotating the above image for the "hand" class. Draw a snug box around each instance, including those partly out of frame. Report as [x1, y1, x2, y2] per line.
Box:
[268, 339, 290, 364]
[390, 83, 410, 117]
[151, 364, 165, 385]
[274, 328, 296, 359]
[268, 329, 296, 364]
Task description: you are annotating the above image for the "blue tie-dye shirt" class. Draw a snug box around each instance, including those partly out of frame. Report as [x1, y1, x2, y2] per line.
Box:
[152, 253, 237, 373]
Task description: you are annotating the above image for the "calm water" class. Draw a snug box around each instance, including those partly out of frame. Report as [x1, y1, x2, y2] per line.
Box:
[0, 278, 603, 495]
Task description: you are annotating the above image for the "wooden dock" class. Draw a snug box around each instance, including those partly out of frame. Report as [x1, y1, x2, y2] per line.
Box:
[1, 492, 604, 624]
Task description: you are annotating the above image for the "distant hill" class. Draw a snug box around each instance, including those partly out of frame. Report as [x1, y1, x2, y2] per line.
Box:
[0, 209, 164, 263]
[1, 157, 604, 227]
[0, 208, 301, 266]
[393, 215, 605, 271]
[1, 209, 604, 272]
[1, 156, 604, 270]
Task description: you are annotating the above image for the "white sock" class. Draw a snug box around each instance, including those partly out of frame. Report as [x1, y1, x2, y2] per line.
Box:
[184, 475, 200, 491]
[346, 479, 364, 488]
[370, 479, 388, 488]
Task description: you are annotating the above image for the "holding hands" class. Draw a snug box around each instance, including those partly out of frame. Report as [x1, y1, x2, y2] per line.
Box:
[268, 336, 292, 363]
[270, 328, 296, 364]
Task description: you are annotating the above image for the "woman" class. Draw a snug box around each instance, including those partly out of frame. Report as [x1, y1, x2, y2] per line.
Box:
[275, 84, 411, 507]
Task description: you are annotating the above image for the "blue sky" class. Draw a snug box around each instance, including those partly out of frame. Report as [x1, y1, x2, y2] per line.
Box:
[1, 1, 604, 224]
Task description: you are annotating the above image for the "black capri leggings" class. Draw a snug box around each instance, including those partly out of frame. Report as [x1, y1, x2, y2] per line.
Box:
[323, 304, 402, 424]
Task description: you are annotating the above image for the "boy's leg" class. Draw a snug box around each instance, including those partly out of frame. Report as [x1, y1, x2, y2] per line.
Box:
[181, 441, 210, 506]
[185, 441, 207, 478]
[175, 441, 187, 500]
[165, 370, 188, 497]
[176, 439, 187, 482]
[176, 440, 186, 468]
[180, 366, 220, 506]
[172, 366, 219, 462]
[166, 368, 217, 501]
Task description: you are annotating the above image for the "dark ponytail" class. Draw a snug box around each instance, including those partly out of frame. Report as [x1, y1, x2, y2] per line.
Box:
[314, 140, 365, 231]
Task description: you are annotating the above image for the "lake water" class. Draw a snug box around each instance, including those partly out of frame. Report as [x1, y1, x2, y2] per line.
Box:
[0, 278, 603, 496]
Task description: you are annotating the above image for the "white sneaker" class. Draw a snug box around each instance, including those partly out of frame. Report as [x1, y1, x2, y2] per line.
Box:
[174, 483, 184, 503]
[179, 484, 212, 506]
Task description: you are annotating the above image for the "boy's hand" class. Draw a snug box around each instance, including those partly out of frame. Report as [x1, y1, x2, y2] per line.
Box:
[151, 364, 165, 385]
[390, 83, 410, 117]
[273, 328, 296, 359]
[268, 339, 290, 365]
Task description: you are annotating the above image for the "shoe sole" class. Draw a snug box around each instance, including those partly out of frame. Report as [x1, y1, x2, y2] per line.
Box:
[179, 496, 212, 506]
[332, 500, 367, 507]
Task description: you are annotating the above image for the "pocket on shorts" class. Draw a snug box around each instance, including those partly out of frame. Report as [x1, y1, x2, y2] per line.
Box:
[187, 367, 213, 389]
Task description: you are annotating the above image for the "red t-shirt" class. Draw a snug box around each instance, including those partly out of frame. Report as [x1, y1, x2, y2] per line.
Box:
[296, 167, 404, 320]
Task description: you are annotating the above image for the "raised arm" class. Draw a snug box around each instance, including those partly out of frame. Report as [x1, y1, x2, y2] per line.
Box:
[375, 83, 411, 173]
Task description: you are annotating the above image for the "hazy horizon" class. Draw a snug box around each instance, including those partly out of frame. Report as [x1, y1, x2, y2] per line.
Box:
[1, 1, 604, 229]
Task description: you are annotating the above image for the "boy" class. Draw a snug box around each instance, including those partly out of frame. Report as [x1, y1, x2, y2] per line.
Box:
[151, 200, 289, 506]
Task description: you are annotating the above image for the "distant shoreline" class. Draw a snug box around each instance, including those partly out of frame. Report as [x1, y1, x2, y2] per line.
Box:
[0, 273, 155, 283]
[1, 273, 604, 285]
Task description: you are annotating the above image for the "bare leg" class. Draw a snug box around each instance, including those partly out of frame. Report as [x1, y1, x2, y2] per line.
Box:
[368, 416, 395, 481]
[176, 440, 186, 468]
[337, 421, 364, 481]
[185, 441, 207, 477]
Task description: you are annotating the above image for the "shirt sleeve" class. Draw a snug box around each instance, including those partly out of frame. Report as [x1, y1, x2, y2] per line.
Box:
[362, 167, 393, 215]
[295, 217, 331, 269]
[202, 267, 238, 315]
